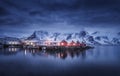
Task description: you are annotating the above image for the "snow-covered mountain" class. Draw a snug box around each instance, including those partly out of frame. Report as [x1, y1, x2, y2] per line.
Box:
[0, 30, 119, 45]
[26, 30, 120, 45]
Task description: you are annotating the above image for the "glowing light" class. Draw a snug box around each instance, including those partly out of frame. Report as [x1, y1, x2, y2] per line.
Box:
[9, 41, 17, 44]
[9, 42, 12, 44]
[33, 44, 35, 47]
[61, 43, 64, 45]
[45, 40, 51, 45]
[73, 43, 76, 46]
[57, 43, 60, 46]
[61, 54, 64, 57]
[25, 50, 27, 55]
[26, 42, 30, 45]
[31, 42, 33, 45]
[48, 42, 50, 45]
[8, 48, 17, 51]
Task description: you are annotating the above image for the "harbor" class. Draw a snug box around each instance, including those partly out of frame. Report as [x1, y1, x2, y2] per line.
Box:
[1, 44, 93, 51]
[0, 37, 93, 51]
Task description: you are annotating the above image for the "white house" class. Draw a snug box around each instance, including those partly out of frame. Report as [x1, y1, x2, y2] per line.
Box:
[3, 37, 21, 45]
[23, 39, 39, 46]
[44, 40, 60, 46]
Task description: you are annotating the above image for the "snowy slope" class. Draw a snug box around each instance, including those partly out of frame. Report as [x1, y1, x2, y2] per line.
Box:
[90, 31, 112, 45]
[1, 30, 119, 45]
[26, 30, 120, 45]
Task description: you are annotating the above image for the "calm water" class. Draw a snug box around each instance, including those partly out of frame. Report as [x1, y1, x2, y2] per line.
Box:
[0, 46, 120, 76]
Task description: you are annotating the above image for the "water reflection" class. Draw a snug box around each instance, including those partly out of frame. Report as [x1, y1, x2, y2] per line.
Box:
[0, 47, 87, 59]
[0, 46, 120, 61]
[0, 48, 20, 55]
[0, 46, 120, 76]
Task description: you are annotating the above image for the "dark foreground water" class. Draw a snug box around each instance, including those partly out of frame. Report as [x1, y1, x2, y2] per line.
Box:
[0, 46, 120, 76]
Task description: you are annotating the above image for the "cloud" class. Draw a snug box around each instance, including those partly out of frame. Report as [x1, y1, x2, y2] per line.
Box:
[0, 0, 120, 36]
[0, 6, 10, 16]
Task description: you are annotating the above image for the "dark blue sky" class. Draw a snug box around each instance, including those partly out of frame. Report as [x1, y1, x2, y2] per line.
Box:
[0, 0, 120, 37]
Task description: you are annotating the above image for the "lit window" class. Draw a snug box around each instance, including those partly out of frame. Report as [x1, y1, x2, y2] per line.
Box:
[61, 43, 64, 45]
[9, 42, 11, 44]
[33, 44, 35, 47]
[31, 42, 33, 45]
[73, 43, 76, 46]
[13, 42, 14, 44]
[14, 42, 17, 44]
[58, 43, 60, 46]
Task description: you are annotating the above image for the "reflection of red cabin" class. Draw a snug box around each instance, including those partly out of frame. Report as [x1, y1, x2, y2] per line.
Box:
[69, 41, 76, 46]
[60, 40, 68, 46]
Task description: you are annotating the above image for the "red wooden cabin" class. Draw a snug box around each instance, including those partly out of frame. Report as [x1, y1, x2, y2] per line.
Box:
[60, 40, 68, 46]
[69, 41, 76, 46]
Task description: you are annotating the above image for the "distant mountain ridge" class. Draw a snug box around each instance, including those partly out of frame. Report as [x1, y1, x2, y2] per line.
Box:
[26, 30, 120, 45]
[0, 30, 120, 45]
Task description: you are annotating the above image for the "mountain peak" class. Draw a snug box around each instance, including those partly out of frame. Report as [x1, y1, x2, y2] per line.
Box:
[79, 30, 89, 37]
[27, 31, 37, 40]
[24, 30, 120, 45]
[91, 31, 100, 35]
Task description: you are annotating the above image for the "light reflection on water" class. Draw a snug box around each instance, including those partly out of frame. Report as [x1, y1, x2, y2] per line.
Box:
[0, 46, 119, 61]
[0, 47, 87, 60]
[0, 46, 120, 76]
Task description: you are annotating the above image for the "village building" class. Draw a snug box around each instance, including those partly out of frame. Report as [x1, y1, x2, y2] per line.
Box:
[45, 40, 60, 46]
[60, 40, 68, 46]
[3, 37, 21, 46]
[23, 39, 39, 46]
[81, 42, 86, 47]
[76, 41, 81, 46]
[69, 40, 76, 46]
